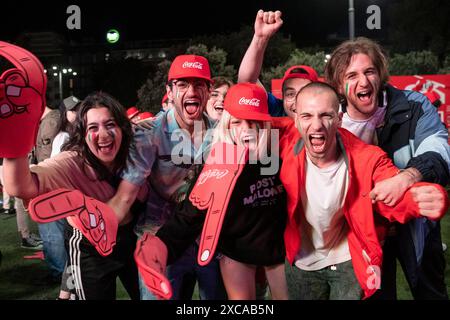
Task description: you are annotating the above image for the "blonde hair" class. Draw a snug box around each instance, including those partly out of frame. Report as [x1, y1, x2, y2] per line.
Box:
[211, 110, 272, 162]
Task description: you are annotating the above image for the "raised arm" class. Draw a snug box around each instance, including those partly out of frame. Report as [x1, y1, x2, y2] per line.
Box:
[238, 10, 283, 84]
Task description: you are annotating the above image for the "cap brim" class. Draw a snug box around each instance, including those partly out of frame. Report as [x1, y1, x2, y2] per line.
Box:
[227, 109, 271, 122]
[66, 102, 81, 111]
[128, 111, 139, 118]
[168, 75, 213, 83]
[282, 74, 314, 85]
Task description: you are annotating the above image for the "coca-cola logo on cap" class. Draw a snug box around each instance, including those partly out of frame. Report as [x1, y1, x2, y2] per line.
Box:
[182, 61, 203, 70]
[239, 97, 260, 107]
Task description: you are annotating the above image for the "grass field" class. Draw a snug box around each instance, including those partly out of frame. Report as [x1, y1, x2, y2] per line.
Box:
[0, 202, 449, 300]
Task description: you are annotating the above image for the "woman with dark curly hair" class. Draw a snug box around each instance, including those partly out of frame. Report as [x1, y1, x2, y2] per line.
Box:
[3, 91, 140, 300]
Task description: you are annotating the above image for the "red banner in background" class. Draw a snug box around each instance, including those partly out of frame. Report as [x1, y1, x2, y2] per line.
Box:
[272, 74, 450, 143]
[389, 75, 450, 129]
[271, 79, 283, 100]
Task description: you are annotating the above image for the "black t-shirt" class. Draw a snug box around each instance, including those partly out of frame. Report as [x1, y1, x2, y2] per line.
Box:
[157, 162, 287, 267]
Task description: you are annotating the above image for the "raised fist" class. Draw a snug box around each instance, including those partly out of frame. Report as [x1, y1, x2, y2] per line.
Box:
[254, 9, 283, 39]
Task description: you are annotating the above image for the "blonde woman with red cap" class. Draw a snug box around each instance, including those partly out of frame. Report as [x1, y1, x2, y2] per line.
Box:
[137, 83, 289, 300]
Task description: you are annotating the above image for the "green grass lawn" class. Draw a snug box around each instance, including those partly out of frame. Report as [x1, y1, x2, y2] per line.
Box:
[0, 203, 449, 300]
[0, 210, 129, 300]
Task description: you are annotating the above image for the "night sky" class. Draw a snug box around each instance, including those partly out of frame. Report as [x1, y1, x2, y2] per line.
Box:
[0, 0, 390, 47]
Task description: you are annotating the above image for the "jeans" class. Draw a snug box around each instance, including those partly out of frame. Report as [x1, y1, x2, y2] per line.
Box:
[288, 260, 363, 300]
[139, 243, 227, 300]
[139, 242, 226, 300]
[167, 242, 226, 300]
[138, 272, 158, 300]
[38, 219, 68, 278]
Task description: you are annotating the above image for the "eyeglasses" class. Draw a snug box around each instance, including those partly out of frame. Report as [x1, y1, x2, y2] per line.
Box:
[172, 80, 208, 92]
[283, 89, 297, 102]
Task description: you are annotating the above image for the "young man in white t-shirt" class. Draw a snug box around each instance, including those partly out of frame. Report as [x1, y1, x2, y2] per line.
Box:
[281, 82, 447, 299]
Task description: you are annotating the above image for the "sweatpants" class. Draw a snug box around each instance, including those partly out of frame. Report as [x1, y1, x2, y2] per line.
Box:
[64, 221, 139, 300]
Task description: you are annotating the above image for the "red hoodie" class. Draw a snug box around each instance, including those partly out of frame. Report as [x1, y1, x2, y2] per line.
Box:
[273, 117, 448, 299]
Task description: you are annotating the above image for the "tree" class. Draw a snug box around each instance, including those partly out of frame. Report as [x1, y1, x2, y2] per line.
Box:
[136, 43, 236, 114]
[186, 44, 236, 80]
[136, 59, 171, 115]
[389, 51, 439, 75]
[438, 55, 450, 74]
[189, 25, 296, 70]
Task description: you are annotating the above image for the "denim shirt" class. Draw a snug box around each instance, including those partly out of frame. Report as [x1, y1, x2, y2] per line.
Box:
[121, 108, 216, 234]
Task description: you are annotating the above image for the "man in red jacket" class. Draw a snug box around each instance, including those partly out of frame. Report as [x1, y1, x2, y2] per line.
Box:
[278, 81, 447, 299]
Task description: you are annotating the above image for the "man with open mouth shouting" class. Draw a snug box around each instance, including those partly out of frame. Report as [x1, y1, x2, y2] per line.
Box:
[108, 55, 226, 300]
[136, 83, 288, 300]
[325, 37, 450, 300]
[275, 82, 448, 300]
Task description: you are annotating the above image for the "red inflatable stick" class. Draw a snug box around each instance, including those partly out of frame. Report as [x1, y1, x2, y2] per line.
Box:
[189, 142, 248, 266]
[0, 41, 47, 158]
[28, 189, 118, 257]
[134, 233, 173, 300]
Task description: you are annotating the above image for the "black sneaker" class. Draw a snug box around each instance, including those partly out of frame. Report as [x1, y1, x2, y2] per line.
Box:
[21, 237, 43, 250]
[3, 208, 16, 215]
[29, 233, 43, 244]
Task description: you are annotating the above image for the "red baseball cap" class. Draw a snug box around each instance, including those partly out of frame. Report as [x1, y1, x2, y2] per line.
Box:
[282, 65, 318, 86]
[168, 55, 212, 83]
[137, 111, 154, 120]
[224, 83, 271, 121]
[126, 106, 139, 119]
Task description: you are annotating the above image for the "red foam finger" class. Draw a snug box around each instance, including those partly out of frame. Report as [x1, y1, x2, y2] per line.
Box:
[71, 197, 118, 257]
[0, 41, 47, 158]
[28, 189, 85, 223]
[29, 188, 118, 257]
[189, 142, 248, 266]
[134, 234, 172, 300]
